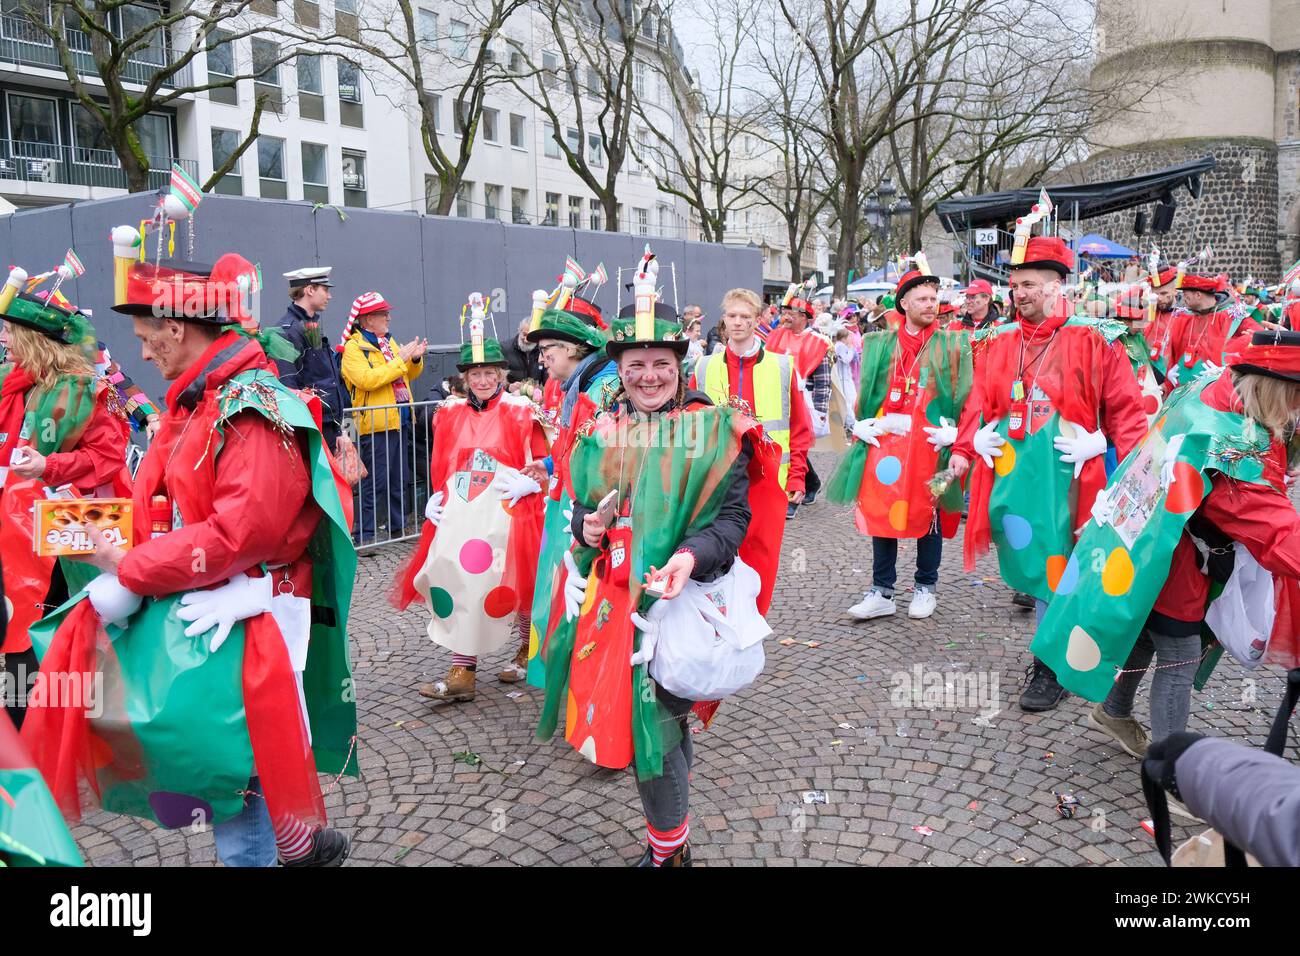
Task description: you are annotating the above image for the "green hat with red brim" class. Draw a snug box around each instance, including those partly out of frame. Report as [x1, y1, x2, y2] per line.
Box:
[457, 337, 508, 372]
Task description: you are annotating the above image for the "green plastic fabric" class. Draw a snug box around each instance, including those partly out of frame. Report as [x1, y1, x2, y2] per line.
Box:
[235, 325, 300, 365]
[536, 404, 749, 778]
[826, 326, 971, 515]
[0, 766, 84, 867]
[1030, 373, 1273, 701]
[0, 365, 98, 456]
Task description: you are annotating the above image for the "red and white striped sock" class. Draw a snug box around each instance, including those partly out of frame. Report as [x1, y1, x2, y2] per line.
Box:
[273, 814, 315, 862]
[647, 817, 689, 865]
[451, 653, 477, 670]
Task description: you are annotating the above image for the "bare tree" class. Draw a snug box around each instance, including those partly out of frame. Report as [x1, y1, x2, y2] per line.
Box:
[630, 0, 761, 242]
[503, 0, 656, 231]
[6, 0, 344, 192]
[339, 0, 529, 216]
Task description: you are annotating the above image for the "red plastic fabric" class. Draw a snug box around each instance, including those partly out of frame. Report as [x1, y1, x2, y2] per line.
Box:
[764, 326, 831, 380]
[958, 315, 1147, 572]
[392, 393, 547, 611]
[740, 429, 788, 615]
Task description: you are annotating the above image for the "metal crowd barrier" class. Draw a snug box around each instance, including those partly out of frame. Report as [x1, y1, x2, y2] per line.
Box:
[343, 399, 439, 550]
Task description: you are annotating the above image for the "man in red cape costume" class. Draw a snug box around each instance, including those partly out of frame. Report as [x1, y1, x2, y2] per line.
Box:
[765, 288, 832, 511]
[950, 234, 1147, 713]
[1160, 269, 1261, 395]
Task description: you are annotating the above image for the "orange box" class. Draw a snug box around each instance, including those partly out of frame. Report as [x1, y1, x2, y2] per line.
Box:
[33, 498, 133, 557]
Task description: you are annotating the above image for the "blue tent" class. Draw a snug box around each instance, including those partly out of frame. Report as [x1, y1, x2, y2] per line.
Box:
[1072, 233, 1136, 259]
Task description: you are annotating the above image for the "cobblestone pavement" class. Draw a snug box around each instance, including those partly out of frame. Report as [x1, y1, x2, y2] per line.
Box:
[71, 452, 1284, 866]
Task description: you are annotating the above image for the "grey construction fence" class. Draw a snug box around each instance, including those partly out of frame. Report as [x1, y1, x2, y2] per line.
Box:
[0, 192, 762, 400]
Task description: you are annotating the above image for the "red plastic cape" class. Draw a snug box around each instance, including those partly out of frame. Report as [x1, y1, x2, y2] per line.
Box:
[764, 326, 831, 380]
[393, 393, 546, 611]
[965, 318, 1115, 572]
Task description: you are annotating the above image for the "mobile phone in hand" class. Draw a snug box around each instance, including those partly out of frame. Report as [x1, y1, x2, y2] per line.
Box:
[596, 488, 618, 527]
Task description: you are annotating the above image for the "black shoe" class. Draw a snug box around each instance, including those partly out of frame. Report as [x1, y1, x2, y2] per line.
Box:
[280, 827, 350, 867]
[1018, 659, 1068, 712]
[633, 842, 692, 867]
[803, 491, 817, 505]
[786, 503, 798, 520]
[1011, 591, 1036, 610]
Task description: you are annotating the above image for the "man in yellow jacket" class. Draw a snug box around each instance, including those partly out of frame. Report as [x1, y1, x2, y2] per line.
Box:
[340, 291, 427, 544]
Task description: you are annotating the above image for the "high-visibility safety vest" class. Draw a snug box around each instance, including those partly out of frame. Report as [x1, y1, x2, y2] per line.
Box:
[695, 348, 793, 487]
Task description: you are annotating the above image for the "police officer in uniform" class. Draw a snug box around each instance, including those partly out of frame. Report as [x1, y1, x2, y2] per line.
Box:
[277, 266, 349, 448]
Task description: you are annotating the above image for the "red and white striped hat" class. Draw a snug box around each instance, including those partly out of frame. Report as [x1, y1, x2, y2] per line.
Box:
[337, 291, 390, 351]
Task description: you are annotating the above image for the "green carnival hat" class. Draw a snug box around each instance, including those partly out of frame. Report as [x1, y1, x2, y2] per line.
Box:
[526, 307, 607, 351]
[457, 337, 508, 371]
[4, 292, 96, 349]
[606, 302, 687, 358]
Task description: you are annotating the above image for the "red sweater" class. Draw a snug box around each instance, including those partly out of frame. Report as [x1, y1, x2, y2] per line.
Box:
[1151, 373, 1300, 624]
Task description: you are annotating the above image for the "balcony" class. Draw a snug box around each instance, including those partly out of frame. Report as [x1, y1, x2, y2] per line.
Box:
[0, 14, 193, 88]
[0, 139, 198, 192]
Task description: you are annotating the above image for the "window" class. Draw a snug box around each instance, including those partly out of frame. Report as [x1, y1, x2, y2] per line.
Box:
[565, 127, 579, 155]
[568, 195, 582, 229]
[210, 128, 242, 195]
[634, 61, 646, 97]
[511, 188, 528, 224]
[449, 19, 468, 57]
[342, 149, 366, 206]
[586, 65, 601, 97]
[120, 3, 166, 65]
[615, 203, 623, 230]
[482, 107, 498, 143]
[296, 54, 322, 94]
[658, 204, 669, 237]
[7, 93, 59, 150]
[134, 113, 172, 165]
[587, 133, 602, 167]
[257, 135, 285, 198]
[334, 0, 355, 11]
[424, 175, 441, 214]
[509, 113, 525, 148]
[543, 122, 560, 159]
[457, 180, 473, 218]
[429, 94, 442, 131]
[508, 50, 523, 74]
[334, 0, 357, 37]
[542, 51, 559, 89]
[635, 207, 648, 235]
[251, 38, 280, 85]
[544, 191, 560, 227]
[302, 141, 328, 202]
[636, 127, 651, 176]
[337, 58, 361, 102]
[484, 183, 501, 220]
[206, 29, 235, 77]
[417, 7, 437, 44]
[454, 101, 469, 135]
[589, 198, 602, 231]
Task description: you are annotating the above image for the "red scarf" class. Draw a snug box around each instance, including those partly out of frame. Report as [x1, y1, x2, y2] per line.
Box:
[0, 364, 34, 475]
[372, 333, 412, 404]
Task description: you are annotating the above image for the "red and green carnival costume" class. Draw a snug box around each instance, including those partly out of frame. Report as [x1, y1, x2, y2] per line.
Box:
[1161, 272, 1261, 394]
[0, 712, 81, 866]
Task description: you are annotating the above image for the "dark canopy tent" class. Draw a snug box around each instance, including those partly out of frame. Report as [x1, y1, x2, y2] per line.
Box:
[936, 156, 1215, 233]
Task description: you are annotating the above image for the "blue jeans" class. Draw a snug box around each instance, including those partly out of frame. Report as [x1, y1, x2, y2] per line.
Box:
[357, 426, 410, 541]
[1103, 628, 1201, 742]
[634, 690, 693, 831]
[872, 526, 942, 595]
[212, 777, 276, 867]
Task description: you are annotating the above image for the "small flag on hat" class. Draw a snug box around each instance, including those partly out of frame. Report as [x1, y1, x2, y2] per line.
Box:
[1037, 187, 1053, 217]
[169, 162, 202, 214]
[564, 257, 586, 281]
[63, 248, 85, 277]
[590, 261, 607, 286]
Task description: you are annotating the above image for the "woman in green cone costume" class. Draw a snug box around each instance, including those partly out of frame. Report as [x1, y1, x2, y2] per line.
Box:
[0, 272, 128, 730]
[522, 293, 617, 688]
[22, 250, 357, 867]
[949, 235, 1148, 713]
[1032, 332, 1300, 760]
[538, 251, 784, 866]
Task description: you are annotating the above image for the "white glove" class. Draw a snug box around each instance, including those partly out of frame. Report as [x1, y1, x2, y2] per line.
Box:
[85, 573, 142, 627]
[629, 611, 658, 666]
[851, 417, 885, 447]
[1201, 361, 1223, 378]
[923, 417, 957, 450]
[176, 572, 273, 653]
[424, 490, 445, 525]
[562, 550, 587, 622]
[1053, 421, 1107, 479]
[562, 507, 575, 544]
[1160, 433, 1185, 491]
[1090, 486, 1115, 527]
[973, 419, 1005, 468]
[497, 469, 542, 506]
[1165, 364, 1180, 388]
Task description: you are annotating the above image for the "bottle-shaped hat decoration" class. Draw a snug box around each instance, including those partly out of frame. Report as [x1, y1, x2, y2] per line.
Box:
[1010, 188, 1054, 266]
[633, 245, 659, 342]
[0, 265, 27, 314]
[467, 291, 488, 365]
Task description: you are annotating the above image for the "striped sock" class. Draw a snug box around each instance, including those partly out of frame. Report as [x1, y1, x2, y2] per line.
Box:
[451, 653, 477, 670]
[274, 814, 315, 862]
[647, 817, 689, 866]
[514, 612, 531, 648]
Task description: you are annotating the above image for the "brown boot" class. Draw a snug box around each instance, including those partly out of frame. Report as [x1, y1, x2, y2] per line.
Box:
[499, 643, 529, 683]
[419, 665, 476, 702]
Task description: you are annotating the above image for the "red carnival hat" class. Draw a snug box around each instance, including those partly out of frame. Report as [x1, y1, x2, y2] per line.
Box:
[893, 269, 940, 309]
[1153, 266, 1179, 288]
[337, 290, 390, 346]
[1179, 272, 1227, 295]
[1230, 330, 1300, 383]
[962, 279, 993, 297]
[783, 296, 815, 320]
[1009, 236, 1074, 277]
[111, 260, 229, 324]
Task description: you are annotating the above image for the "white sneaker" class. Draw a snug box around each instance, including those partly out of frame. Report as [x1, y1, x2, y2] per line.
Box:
[847, 589, 896, 620]
[908, 587, 937, 619]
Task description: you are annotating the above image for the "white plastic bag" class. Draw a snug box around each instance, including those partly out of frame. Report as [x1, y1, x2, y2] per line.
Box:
[1207, 543, 1275, 668]
[647, 556, 771, 700]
